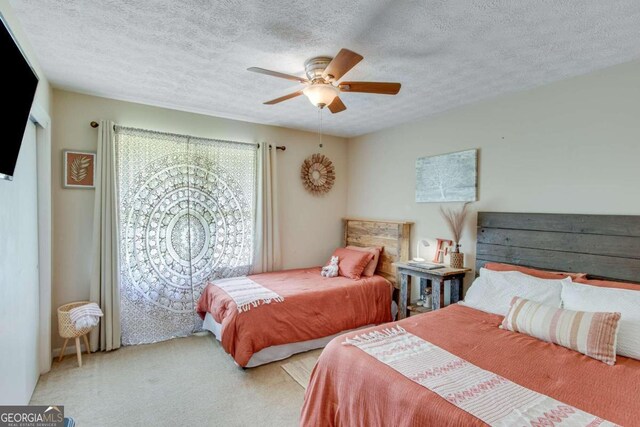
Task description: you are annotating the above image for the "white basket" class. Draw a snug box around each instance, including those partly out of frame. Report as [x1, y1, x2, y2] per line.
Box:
[57, 301, 95, 338]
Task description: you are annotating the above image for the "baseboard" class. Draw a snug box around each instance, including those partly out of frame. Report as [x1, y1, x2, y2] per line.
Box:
[52, 344, 88, 359]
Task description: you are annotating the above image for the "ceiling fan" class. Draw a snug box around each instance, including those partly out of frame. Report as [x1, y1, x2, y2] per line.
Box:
[248, 48, 401, 113]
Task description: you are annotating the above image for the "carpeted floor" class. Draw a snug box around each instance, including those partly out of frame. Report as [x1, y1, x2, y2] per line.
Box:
[31, 334, 322, 426]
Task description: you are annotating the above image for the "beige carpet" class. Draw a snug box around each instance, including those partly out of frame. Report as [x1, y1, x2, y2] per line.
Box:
[281, 356, 319, 390]
[31, 334, 322, 426]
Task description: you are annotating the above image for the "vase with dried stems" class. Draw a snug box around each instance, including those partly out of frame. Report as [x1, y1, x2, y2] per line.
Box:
[440, 203, 469, 268]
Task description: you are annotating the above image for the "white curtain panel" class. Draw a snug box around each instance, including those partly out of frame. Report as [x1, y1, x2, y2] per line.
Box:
[253, 144, 281, 273]
[115, 127, 257, 345]
[89, 120, 122, 352]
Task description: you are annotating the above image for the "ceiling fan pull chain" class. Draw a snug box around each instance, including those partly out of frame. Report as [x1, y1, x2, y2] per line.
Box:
[319, 107, 324, 148]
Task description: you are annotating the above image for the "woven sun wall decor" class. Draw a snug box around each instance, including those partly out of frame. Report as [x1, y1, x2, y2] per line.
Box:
[301, 153, 335, 195]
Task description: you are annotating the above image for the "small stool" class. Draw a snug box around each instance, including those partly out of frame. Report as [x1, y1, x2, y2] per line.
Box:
[57, 301, 96, 367]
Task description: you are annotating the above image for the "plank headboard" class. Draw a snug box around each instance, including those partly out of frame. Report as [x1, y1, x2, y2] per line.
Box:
[343, 218, 413, 287]
[476, 212, 640, 283]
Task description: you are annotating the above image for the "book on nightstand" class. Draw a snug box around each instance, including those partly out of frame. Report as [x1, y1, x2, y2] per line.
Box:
[407, 260, 445, 270]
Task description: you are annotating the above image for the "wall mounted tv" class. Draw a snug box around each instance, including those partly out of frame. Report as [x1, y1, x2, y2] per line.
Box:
[0, 14, 39, 181]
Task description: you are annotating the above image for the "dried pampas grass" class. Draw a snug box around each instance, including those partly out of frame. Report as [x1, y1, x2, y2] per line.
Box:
[440, 203, 469, 247]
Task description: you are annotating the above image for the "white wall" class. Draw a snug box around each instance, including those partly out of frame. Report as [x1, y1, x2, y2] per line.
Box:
[0, 124, 39, 404]
[346, 59, 640, 299]
[0, 1, 52, 404]
[51, 89, 348, 349]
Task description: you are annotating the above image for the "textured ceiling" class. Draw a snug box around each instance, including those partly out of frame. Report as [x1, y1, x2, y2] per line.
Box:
[10, 0, 640, 137]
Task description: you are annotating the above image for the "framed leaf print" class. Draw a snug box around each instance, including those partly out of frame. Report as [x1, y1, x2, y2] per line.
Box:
[63, 150, 96, 188]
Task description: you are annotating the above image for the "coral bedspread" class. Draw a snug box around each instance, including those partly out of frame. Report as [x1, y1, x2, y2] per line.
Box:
[301, 304, 640, 427]
[196, 267, 392, 367]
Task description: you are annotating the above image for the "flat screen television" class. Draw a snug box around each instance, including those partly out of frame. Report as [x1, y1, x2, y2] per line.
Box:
[0, 13, 39, 181]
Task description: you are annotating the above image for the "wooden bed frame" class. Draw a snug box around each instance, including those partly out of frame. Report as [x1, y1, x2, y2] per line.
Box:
[476, 212, 640, 283]
[343, 218, 412, 287]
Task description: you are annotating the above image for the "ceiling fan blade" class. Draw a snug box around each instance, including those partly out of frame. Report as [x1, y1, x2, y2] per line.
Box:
[263, 90, 304, 105]
[339, 81, 401, 95]
[248, 67, 308, 83]
[323, 49, 363, 81]
[327, 97, 346, 114]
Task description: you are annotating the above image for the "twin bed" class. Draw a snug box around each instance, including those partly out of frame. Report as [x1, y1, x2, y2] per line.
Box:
[197, 267, 393, 367]
[196, 218, 411, 367]
[197, 212, 640, 426]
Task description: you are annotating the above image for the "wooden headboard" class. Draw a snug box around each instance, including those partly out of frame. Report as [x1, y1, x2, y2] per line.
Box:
[343, 218, 412, 287]
[476, 212, 640, 283]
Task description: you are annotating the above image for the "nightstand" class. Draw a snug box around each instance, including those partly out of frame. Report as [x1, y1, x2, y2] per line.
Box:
[394, 262, 471, 319]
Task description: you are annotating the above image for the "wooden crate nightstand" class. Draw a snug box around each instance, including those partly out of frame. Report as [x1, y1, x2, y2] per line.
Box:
[394, 262, 471, 319]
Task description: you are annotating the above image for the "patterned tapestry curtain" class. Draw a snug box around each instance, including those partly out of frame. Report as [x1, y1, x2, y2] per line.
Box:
[114, 126, 257, 345]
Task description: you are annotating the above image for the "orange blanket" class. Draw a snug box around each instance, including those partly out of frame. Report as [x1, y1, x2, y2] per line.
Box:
[301, 304, 640, 426]
[196, 267, 392, 367]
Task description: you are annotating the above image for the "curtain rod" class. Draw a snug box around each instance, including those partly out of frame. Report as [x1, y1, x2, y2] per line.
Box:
[90, 121, 286, 151]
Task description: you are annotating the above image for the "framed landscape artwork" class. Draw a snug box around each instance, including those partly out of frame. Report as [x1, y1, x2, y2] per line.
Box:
[416, 149, 477, 202]
[63, 150, 96, 189]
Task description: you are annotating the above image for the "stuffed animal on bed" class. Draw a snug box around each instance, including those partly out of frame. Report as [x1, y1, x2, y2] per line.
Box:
[321, 256, 339, 278]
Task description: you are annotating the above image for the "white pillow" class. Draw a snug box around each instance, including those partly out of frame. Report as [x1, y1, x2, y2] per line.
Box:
[562, 282, 640, 360]
[461, 268, 567, 316]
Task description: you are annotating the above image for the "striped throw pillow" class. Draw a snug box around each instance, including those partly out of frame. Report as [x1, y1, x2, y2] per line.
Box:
[501, 297, 621, 365]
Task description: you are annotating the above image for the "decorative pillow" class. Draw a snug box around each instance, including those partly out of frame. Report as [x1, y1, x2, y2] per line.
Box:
[346, 245, 382, 277]
[562, 281, 640, 360]
[461, 268, 567, 316]
[329, 248, 374, 280]
[502, 296, 621, 365]
[574, 277, 640, 292]
[484, 262, 586, 280]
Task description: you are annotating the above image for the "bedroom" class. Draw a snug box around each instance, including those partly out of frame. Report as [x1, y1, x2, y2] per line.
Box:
[0, 1, 639, 426]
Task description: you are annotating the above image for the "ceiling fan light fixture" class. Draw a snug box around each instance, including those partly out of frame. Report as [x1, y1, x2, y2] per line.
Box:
[302, 84, 339, 108]
[249, 49, 400, 113]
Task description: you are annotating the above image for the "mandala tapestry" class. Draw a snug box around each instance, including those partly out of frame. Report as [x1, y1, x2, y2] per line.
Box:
[115, 127, 257, 345]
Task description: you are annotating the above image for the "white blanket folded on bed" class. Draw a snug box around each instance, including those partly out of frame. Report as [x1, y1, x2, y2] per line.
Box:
[344, 326, 616, 427]
[212, 276, 284, 313]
